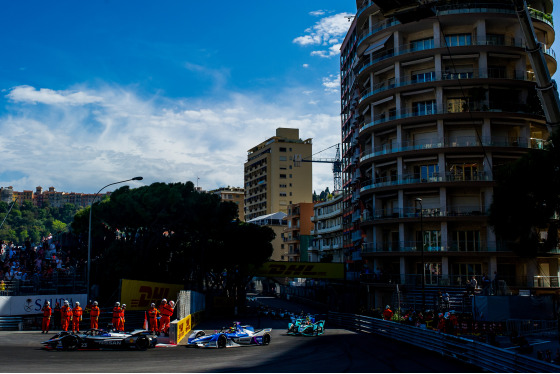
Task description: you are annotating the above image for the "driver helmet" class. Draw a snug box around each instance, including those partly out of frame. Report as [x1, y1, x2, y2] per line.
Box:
[115, 302, 120, 307]
[93, 301, 98, 306]
[75, 301, 80, 306]
[169, 300, 175, 307]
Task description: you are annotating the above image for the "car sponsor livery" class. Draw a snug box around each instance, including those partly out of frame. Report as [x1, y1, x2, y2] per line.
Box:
[41, 329, 157, 350]
[186, 322, 271, 348]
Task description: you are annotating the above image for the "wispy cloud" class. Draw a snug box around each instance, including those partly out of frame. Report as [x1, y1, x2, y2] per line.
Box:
[7, 85, 103, 106]
[293, 12, 352, 58]
[0, 85, 340, 194]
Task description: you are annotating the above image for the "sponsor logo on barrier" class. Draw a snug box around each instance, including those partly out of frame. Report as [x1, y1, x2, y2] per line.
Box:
[131, 286, 172, 308]
[255, 262, 344, 279]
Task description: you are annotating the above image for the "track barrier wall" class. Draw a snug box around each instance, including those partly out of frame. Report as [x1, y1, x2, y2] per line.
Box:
[328, 311, 560, 373]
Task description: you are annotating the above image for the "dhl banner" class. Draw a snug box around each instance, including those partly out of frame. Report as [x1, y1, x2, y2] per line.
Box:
[255, 262, 344, 279]
[120, 279, 184, 311]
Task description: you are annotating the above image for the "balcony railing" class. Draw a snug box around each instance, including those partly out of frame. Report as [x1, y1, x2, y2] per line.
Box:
[360, 172, 491, 193]
[359, 69, 530, 103]
[363, 205, 487, 221]
[361, 240, 516, 253]
[360, 136, 542, 162]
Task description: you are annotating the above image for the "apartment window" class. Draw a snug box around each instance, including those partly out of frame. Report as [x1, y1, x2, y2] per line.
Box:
[445, 33, 471, 47]
[279, 184, 287, 188]
[279, 147, 287, 152]
[289, 174, 292, 178]
[411, 71, 435, 83]
[416, 230, 441, 251]
[280, 192, 287, 197]
[447, 98, 468, 113]
[413, 100, 436, 115]
[279, 156, 287, 161]
[486, 34, 504, 46]
[449, 163, 479, 181]
[414, 164, 439, 181]
[451, 230, 481, 251]
[280, 174, 287, 179]
[410, 37, 434, 51]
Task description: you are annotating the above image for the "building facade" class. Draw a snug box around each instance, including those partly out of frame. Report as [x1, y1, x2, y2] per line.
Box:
[309, 193, 344, 263]
[341, 0, 557, 307]
[244, 128, 313, 221]
[283, 202, 314, 262]
[210, 187, 245, 221]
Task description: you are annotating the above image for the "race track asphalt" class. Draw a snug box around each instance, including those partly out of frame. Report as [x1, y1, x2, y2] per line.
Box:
[0, 305, 481, 373]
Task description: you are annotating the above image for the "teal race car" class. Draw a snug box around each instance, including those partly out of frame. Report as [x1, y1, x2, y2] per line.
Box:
[287, 315, 325, 336]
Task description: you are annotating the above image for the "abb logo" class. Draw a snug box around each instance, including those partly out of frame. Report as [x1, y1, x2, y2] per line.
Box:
[131, 286, 170, 308]
[267, 264, 327, 277]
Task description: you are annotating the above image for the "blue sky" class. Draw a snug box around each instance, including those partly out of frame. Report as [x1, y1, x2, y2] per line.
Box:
[0, 1, 558, 195]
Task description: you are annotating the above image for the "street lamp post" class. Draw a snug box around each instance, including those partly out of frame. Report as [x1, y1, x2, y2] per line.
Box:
[87, 177, 143, 300]
[416, 197, 425, 311]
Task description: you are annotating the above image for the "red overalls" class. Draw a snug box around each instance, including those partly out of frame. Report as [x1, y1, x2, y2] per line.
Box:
[72, 306, 83, 333]
[41, 305, 51, 333]
[90, 306, 100, 329]
[148, 307, 160, 333]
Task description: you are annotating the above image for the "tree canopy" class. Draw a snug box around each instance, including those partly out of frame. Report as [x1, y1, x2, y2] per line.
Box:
[489, 130, 560, 256]
[71, 181, 274, 304]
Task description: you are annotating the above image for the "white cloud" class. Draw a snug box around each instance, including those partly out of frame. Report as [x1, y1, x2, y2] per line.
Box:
[309, 10, 326, 16]
[0, 85, 340, 194]
[293, 13, 352, 58]
[322, 74, 340, 93]
[303, 63, 309, 68]
[7, 85, 103, 106]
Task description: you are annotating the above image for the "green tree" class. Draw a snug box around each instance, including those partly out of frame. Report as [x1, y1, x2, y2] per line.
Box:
[71, 181, 275, 305]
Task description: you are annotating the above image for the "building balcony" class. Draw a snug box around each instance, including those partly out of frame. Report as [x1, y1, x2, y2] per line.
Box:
[361, 240, 525, 254]
[360, 171, 492, 194]
[359, 102, 544, 137]
[361, 205, 487, 223]
[360, 136, 545, 164]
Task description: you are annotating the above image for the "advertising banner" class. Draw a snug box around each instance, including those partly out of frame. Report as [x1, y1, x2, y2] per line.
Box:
[255, 262, 344, 279]
[0, 294, 87, 316]
[175, 314, 191, 344]
[120, 279, 184, 311]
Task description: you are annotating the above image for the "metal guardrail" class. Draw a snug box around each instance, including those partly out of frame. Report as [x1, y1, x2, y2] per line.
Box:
[0, 317, 23, 331]
[328, 312, 560, 373]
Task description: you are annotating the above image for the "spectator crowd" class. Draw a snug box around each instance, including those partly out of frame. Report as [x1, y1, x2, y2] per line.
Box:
[0, 235, 84, 293]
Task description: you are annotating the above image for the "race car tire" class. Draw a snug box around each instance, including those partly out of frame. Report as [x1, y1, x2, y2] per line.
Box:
[61, 335, 79, 351]
[136, 336, 150, 351]
[262, 333, 271, 345]
[217, 334, 227, 348]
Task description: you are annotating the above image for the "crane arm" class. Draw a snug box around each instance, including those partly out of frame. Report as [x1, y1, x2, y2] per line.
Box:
[512, 0, 560, 131]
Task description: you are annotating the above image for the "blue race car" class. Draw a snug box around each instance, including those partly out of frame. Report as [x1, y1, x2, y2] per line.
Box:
[186, 322, 271, 348]
[287, 315, 325, 336]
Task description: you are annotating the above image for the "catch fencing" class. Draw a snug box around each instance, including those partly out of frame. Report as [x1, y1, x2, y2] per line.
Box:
[328, 311, 560, 373]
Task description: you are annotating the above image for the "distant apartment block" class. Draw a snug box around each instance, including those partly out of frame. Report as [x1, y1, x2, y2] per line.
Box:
[0, 186, 110, 208]
[309, 193, 343, 262]
[244, 128, 313, 221]
[210, 187, 245, 221]
[283, 202, 314, 262]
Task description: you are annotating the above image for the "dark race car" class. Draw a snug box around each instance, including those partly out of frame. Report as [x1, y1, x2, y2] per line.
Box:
[287, 315, 325, 336]
[42, 329, 157, 351]
[186, 322, 271, 348]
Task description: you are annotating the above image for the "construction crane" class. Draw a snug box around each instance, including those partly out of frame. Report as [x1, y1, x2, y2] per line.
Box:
[294, 143, 342, 193]
[371, 0, 560, 132]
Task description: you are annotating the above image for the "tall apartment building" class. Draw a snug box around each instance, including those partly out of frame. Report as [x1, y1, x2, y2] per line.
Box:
[244, 128, 313, 221]
[341, 0, 556, 307]
[210, 187, 245, 221]
[309, 193, 344, 263]
[283, 202, 314, 262]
